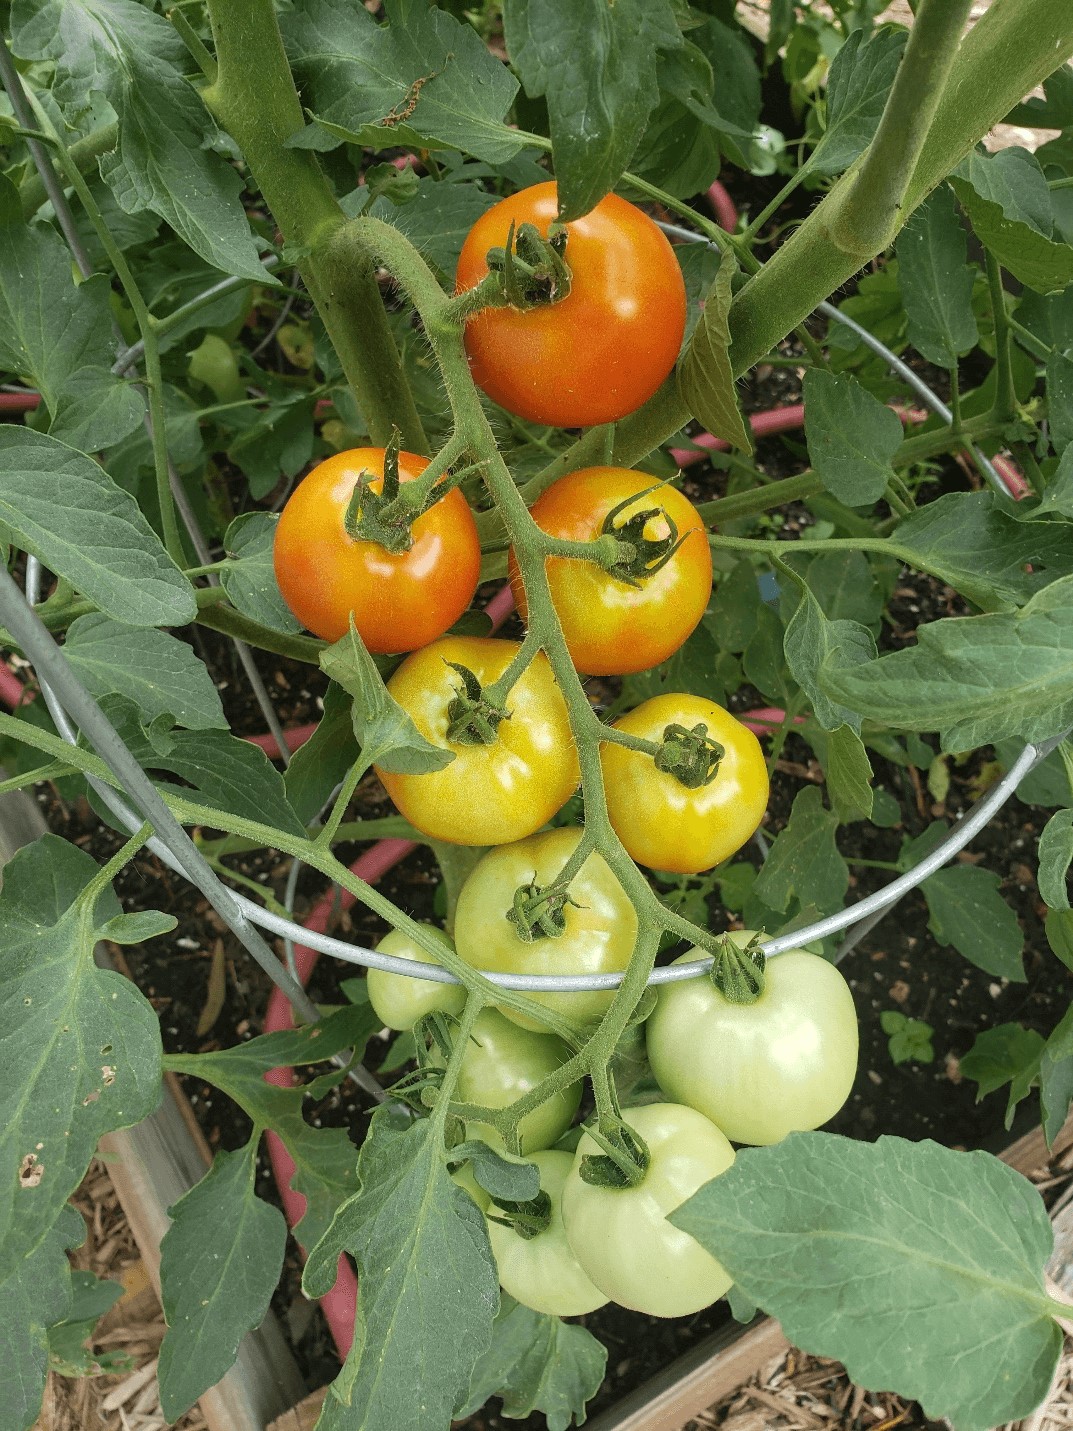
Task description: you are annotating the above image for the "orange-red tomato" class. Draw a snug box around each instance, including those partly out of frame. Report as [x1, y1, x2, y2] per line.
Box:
[455, 182, 686, 428]
[508, 467, 712, 675]
[273, 447, 480, 652]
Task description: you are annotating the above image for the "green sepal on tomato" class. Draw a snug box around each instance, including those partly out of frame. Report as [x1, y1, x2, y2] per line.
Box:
[376, 636, 580, 847]
[486, 1150, 608, 1317]
[273, 446, 480, 651]
[453, 827, 636, 1030]
[367, 927, 466, 1031]
[508, 467, 712, 676]
[455, 182, 686, 429]
[561, 1103, 735, 1318]
[601, 694, 769, 873]
[432, 1007, 581, 1156]
[646, 934, 859, 1146]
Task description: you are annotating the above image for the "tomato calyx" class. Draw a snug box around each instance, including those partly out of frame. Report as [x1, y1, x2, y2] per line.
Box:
[505, 878, 581, 941]
[577, 1120, 650, 1189]
[487, 219, 572, 309]
[653, 721, 726, 789]
[488, 1188, 553, 1241]
[601, 485, 692, 588]
[709, 930, 766, 1005]
[444, 661, 510, 745]
[342, 430, 472, 555]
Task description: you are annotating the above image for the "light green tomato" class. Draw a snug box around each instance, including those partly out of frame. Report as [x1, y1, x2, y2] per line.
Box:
[367, 927, 466, 1031]
[487, 1150, 608, 1316]
[453, 826, 637, 1030]
[561, 1103, 734, 1318]
[646, 933, 859, 1145]
[435, 1008, 582, 1155]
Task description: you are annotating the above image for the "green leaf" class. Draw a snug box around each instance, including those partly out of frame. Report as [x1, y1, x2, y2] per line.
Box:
[951, 148, 1073, 294]
[754, 786, 849, 916]
[282, 0, 522, 165]
[220, 512, 302, 636]
[320, 627, 455, 775]
[2, 1203, 83, 1430]
[303, 1107, 499, 1430]
[165, 1007, 374, 1248]
[226, 393, 317, 502]
[803, 369, 902, 506]
[0, 836, 163, 1276]
[0, 178, 144, 451]
[1041, 1002, 1073, 1144]
[1039, 809, 1073, 910]
[960, 1023, 1045, 1129]
[811, 28, 907, 177]
[284, 683, 360, 826]
[11, 0, 268, 281]
[1047, 908, 1073, 971]
[780, 561, 877, 733]
[1012, 446, 1073, 521]
[99, 910, 178, 944]
[64, 614, 227, 732]
[503, 0, 682, 218]
[158, 1139, 287, 1420]
[802, 549, 884, 629]
[0, 429, 196, 627]
[824, 724, 875, 822]
[710, 560, 764, 654]
[101, 697, 306, 837]
[896, 188, 978, 369]
[629, 43, 725, 202]
[672, 1133, 1061, 1431]
[454, 1295, 607, 1431]
[879, 1010, 934, 1065]
[824, 574, 1073, 753]
[1048, 351, 1073, 458]
[448, 1142, 540, 1203]
[923, 864, 1025, 981]
[678, 251, 753, 454]
[47, 1269, 126, 1376]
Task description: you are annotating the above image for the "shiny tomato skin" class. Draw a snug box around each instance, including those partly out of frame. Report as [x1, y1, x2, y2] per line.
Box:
[432, 1007, 582, 1155]
[455, 182, 686, 428]
[376, 636, 580, 847]
[486, 1150, 608, 1316]
[646, 936, 859, 1146]
[366, 927, 467, 1032]
[273, 447, 481, 651]
[453, 827, 637, 1030]
[560, 1102, 735, 1317]
[601, 694, 768, 874]
[508, 466, 712, 675]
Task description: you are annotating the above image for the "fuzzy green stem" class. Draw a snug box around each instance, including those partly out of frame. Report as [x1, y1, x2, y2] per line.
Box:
[18, 121, 118, 218]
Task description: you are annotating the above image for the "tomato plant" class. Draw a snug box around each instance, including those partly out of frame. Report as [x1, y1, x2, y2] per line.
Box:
[3, 1, 1073, 1429]
[485, 1149, 608, 1317]
[647, 935, 859, 1145]
[273, 446, 481, 650]
[508, 466, 713, 675]
[375, 635, 580, 846]
[560, 1102, 736, 1318]
[600, 694, 769, 873]
[453, 826, 637, 1028]
[455, 181, 686, 428]
[366, 926, 467, 1031]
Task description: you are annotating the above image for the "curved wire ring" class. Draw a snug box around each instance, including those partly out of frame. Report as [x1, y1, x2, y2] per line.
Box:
[25, 551, 1065, 992]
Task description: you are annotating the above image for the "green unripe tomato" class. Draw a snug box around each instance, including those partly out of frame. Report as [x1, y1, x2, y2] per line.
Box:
[561, 1102, 735, 1318]
[487, 1150, 607, 1317]
[453, 827, 637, 1030]
[367, 927, 466, 1031]
[646, 933, 859, 1145]
[187, 332, 245, 405]
[434, 1008, 581, 1155]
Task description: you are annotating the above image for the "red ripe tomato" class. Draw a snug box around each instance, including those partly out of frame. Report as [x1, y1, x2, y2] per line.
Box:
[273, 447, 481, 652]
[455, 182, 686, 428]
[507, 466, 712, 675]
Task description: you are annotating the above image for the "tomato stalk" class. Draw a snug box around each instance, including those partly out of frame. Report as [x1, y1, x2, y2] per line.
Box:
[709, 931, 766, 1005]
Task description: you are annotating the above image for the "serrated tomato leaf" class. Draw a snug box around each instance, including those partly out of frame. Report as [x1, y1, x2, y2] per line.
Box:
[678, 250, 753, 453]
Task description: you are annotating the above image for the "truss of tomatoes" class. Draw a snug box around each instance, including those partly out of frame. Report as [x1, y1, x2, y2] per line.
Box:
[273, 182, 860, 1323]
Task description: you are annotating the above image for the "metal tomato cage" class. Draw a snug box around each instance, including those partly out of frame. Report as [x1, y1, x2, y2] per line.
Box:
[0, 35, 1064, 1013]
